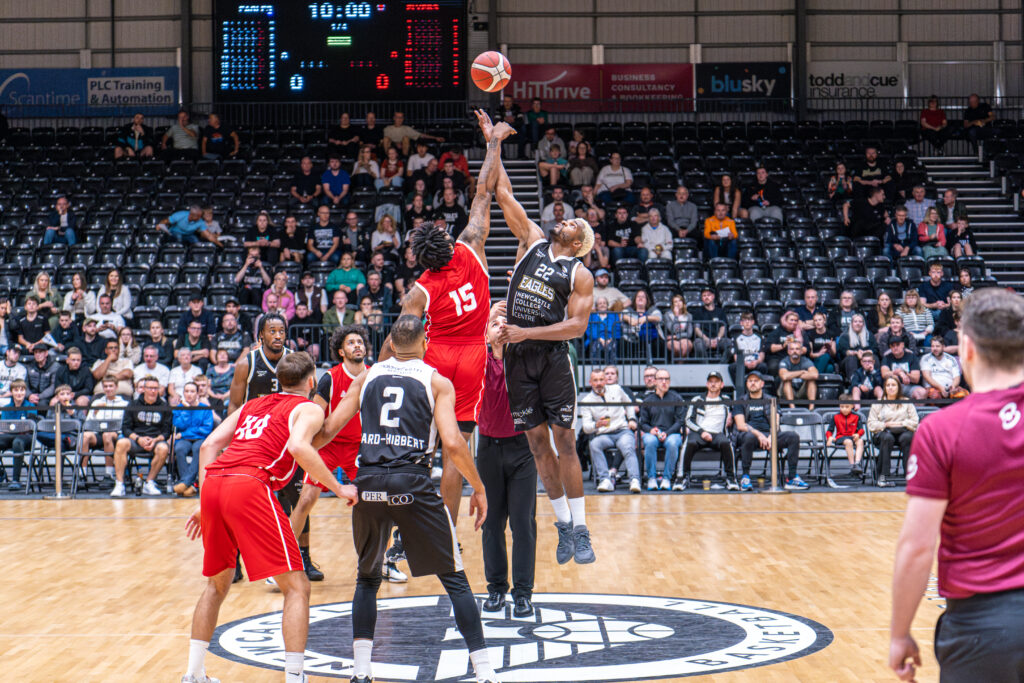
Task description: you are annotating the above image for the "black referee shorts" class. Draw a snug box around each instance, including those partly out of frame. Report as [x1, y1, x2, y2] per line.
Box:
[503, 341, 577, 432]
[353, 467, 463, 578]
[935, 588, 1024, 682]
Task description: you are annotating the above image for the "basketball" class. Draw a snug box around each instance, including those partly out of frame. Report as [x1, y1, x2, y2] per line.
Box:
[471, 50, 512, 92]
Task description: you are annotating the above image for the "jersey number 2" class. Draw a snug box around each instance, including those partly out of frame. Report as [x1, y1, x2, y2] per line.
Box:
[380, 386, 405, 427]
[448, 283, 477, 316]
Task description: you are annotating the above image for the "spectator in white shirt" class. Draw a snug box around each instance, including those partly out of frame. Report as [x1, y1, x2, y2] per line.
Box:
[920, 336, 963, 398]
[168, 347, 201, 405]
[904, 185, 935, 226]
[540, 187, 573, 225]
[404, 140, 435, 177]
[133, 346, 170, 396]
[595, 153, 635, 205]
[80, 374, 129, 487]
[580, 369, 640, 493]
[640, 208, 673, 260]
[91, 295, 125, 340]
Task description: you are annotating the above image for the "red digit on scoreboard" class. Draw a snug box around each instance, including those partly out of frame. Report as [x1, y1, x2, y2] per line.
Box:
[376, 74, 390, 89]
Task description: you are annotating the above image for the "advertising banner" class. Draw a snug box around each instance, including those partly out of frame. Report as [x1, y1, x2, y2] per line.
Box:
[0, 68, 179, 117]
[696, 62, 791, 99]
[508, 64, 693, 112]
[806, 62, 902, 99]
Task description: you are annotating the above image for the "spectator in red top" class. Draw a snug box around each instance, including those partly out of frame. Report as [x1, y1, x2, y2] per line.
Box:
[919, 95, 950, 152]
[890, 288, 1024, 682]
[825, 395, 865, 476]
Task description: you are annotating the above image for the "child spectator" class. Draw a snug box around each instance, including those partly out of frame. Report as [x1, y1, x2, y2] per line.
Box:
[826, 396, 866, 476]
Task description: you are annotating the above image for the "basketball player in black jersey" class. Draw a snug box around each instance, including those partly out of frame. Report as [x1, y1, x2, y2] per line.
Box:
[226, 314, 324, 583]
[488, 132, 597, 566]
[316, 315, 497, 683]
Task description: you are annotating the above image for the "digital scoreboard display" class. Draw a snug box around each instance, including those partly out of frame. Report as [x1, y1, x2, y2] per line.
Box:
[214, 1, 466, 101]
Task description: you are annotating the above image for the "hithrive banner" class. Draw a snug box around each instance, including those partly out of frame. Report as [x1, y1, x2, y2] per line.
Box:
[0, 68, 179, 117]
[807, 62, 902, 99]
[696, 62, 791, 99]
[508, 64, 693, 112]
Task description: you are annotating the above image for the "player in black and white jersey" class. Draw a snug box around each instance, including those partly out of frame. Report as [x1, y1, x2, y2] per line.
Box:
[491, 143, 597, 566]
[316, 315, 498, 683]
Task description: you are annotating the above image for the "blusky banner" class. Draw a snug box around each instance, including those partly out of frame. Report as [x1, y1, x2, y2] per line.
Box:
[508, 64, 694, 112]
[696, 62, 791, 99]
[0, 68, 179, 117]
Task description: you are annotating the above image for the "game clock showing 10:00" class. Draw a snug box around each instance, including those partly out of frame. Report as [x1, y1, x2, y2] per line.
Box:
[214, 1, 466, 101]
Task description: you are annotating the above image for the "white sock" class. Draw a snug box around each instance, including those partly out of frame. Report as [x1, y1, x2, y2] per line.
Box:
[568, 497, 587, 528]
[549, 495, 571, 524]
[469, 648, 496, 680]
[284, 651, 304, 682]
[104, 465, 114, 476]
[352, 639, 373, 678]
[187, 639, 208, 678]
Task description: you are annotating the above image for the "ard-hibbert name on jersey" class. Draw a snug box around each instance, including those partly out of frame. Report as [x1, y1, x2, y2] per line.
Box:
[361, 432, 427, 450]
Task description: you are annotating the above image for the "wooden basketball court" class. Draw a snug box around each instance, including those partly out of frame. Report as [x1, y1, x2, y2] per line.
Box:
[2, 492, 941, 682]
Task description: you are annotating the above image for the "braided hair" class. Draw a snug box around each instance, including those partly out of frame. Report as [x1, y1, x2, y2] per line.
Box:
[411, 225, 455, 272]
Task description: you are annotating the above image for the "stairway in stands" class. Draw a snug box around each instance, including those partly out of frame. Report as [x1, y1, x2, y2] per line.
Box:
[466, 158, 540, 299]
[921, 155, 1024, 288]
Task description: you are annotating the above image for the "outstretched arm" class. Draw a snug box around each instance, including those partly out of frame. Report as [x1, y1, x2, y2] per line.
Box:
[378, 286, 427, 362]
[460, 111, 517, 258]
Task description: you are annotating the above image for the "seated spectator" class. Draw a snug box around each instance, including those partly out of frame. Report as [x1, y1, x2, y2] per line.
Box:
[168, 347, 201, 405]
[438, 146, 472, 193]
[306, 205, 342, 266]
[326, 252, 366, 296]
[937, 188, 973, 257]
[595, 153, 634, 204]
[27, 271, 61, 329]
[845, 186, 889, 240]
[574, 184, 605, 221]
[353, 295, 384, 342]
[91, 338, 134, 397]
[622, 289, 662, 362]
[356, 272, 393, 313]
[55, 347, 94, 406]
[350, 144, 380, 189]
[917, 208, 948, 260]
[943, 312, 962, 355]
[261, 271, 296, 321]
[0, 379, 34, 490]
[567, 141, 598, 188]
[43, 195, 77, 246]
[826, 396, 866, 475]
[434, 159, 467, 198]
[638, 368, 684, 490]
[244, 211, 281, 263]
[580, 369, 640, 493]
[194, 375, 225, 421]
[538, 144, 568, 187]
[176, 320, 213, 371]
[171, 381, 215, 496]
[383, 111, 444, 157]
[323, 290, 356, 337]
[80, 375, 128, 490]
[921, 336, 965, 399]
[630, 187, 664, 227]
[693, 288, 730, 360]
[206, 349, 234, 403]
[290, 156, 323, 207]
[212, 313, 252, 364]
[849, 351, 884, 402]
[199, 206, 226, 248]
[713, 173, 744, 219]
[904, 185, 935, 226]
[898, 289, 933, 344]
[327, 112, 361, 159]
[605, 206, 643, 263]
[868, 376, 919, 487]
[881, 337, 927, 400]
[36, 384, 83, 452]
[581, 208, 611, 271]
[837, 314, 878, 378]
[525, 99, 549, 148]
[827, 161, 854, 209]
[201, 113, 239, 159]
[321, 156, 351, 207]
[433, 187, 469, 238]
[114, 113, 155, 159]
[876, 313, 917, 357]
[133, 345, 170, 397]
[368, 250, 397, 290]
[961, 93, 994, 147]
[852, 146, 892, 198]
[78, 319, 105, 366]
[778, 339, 819, 408]
[919, 96, 951, 151]
[889, 160, 913, 203]
[640, 208, 673, 260]
[585, 297, 621, 364]
[765, 310, 805, 376]
[665, 186, 699, 239]
[680, 371, 737, 490]
[494, 94, 527, 158]
[568, 128, 586, 156]
[234, 247, 271, 306]
[370, 215, 402, 261]
[377, 146, 404, 191]
[177, 295, 217, 340]
[884, 205, 922, 260]
[405, 139, 435, 178]
[730, 311, 765, 379]
[745, 167, 784, 223]
[160, 110, 200, 160]
[735, 371, 807, 491]
[358, 110, 383, 150]
[62, 271, 96, 323]
[278, 215, 306, 264]
[16, 296, 51, 351]
[796, 287, 826, 331]
[591, 269, 630, 311]
[111, 376, 172, 497]
[0, 345, 26, 397]
[807, 312, 837, 374]
[295, 271, 328, 322]
[290, 303, 323, 360]
[24, 344, 57, 408]
[117, 327, 142, 366]
[663, 295, 694, 360]
[394, 245, 424, 300]
[146, 320, 175, 367]
[703, 202, 738, 260]
[156, 205, 220, 246]
[404, 191, 432, 231]
[827, 290, 862, 337]
[934, 290, 963, 338]
[541, 187, 572, 225]
[223, 299, 252, 338]
[919, 263, 953, 312]
[535, 125, 564, 162]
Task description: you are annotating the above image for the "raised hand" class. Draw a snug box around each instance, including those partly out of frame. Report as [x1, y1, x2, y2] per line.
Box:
[492, 121, 516, 142]
[474, 109, 494, 142]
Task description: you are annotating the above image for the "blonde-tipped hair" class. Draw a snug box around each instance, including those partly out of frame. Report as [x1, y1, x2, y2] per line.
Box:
[572, 217, 594, 258]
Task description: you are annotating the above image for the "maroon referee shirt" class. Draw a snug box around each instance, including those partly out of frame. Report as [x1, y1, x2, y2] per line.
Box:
[906, 383, 1024, 599]
[478, 350, 520, 439]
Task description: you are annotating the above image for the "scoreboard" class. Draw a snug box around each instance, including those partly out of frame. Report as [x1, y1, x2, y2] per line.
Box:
[214, 1, 466, 101]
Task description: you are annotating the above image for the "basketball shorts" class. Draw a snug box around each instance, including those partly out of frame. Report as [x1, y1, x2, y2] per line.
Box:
[425, 340, 486, 428]
[305, 439, 359, 491]
[503, 340, 577, 432]
[201, 472, 302, 582]
[352, 467, 463, 578]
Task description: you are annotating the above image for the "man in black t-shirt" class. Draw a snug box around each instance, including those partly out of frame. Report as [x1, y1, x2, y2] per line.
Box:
[733, 371, 805, 491]
[290, 156, 322, 207]
[846, 186, 889, 240]
[359, 111, 384, 149]
[433, 187, 468, 239]
[213, 313, 253, 363]
[15, 296, 49, 351]
[692, 288, 730, 360]
[200, 113, 239, 159]
[765, 310, 807, 376]
[306, 207, 343, 266]
[605, 206, 642, 263]
[852, 147, 891, 199]
[961, 93, 994, 146]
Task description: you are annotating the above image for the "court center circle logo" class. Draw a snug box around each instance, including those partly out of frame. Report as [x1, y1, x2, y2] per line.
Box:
[212, 593, 833, 681]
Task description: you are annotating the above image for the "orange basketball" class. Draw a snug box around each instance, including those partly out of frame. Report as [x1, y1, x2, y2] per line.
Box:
[471, 51, 512, 93]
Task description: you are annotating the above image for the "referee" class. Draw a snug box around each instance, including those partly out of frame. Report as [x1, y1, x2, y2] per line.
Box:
[479, 302, 537, 618]
[890, 288, 1024, 682]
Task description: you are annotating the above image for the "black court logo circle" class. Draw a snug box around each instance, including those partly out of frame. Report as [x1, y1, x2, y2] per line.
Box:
[212, 593, 833, 681]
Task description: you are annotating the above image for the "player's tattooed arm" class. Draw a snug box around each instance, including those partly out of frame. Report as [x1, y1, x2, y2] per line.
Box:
[460, 111, 515, 253]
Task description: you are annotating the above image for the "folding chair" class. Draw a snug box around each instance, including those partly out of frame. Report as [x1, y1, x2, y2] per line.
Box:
[0, 419, 36, 491]
[28, 418, 80, 494]
[76, 417, 120, 495]
[778, 409, 828, 485]
[815, 408, 874, 486]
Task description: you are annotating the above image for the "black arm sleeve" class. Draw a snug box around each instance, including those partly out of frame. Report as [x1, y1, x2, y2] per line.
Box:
[316, 372, 332, 404]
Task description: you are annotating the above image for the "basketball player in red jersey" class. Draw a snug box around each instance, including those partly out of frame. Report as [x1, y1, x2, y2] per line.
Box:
[379, 111, 515, 520]
[181, 353, 357, 683]
[890, 288, 1024, 682]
